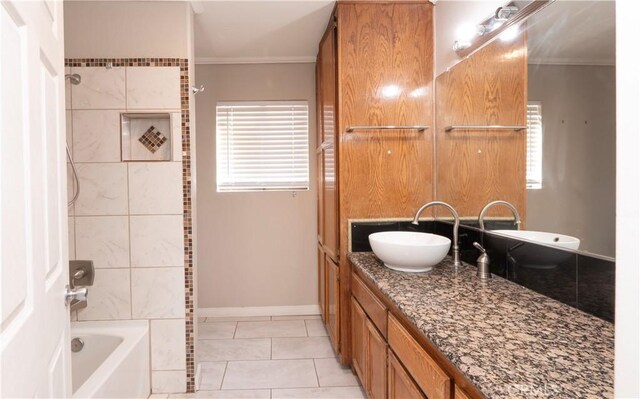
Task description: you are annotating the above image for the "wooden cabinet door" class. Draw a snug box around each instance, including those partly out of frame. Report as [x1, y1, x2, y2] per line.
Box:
[454, 385, 472, 399]
[326, 256, 340, 353]
[350, 297, 367, 386]
[319, 23, 337, 146]
[338, 2, 435, 220]
[388, 352, 426, 399]
[317, 147, 324, 245]
[319, 23, 339, 262]
[367, 319, 388, 399]
[318, 245, 327, 323]
[322, 143, 339, 262]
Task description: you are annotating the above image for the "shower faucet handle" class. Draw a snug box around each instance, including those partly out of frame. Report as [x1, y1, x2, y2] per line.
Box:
[64, 285, 88, 307]
[69, 260, 94, 288]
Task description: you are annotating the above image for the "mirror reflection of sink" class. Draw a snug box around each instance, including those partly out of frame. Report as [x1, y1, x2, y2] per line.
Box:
[491, 230, 580, 251]
[369, 231, 451, 273]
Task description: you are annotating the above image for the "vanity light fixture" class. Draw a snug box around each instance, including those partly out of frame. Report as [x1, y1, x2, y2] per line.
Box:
[452, 1, 551, 57]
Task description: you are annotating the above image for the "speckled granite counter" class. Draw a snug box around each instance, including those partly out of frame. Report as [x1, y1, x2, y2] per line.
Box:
[348, 252, 614, 399]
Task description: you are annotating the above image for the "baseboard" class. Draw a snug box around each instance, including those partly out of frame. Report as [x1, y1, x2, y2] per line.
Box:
[198, 305, 321, 318]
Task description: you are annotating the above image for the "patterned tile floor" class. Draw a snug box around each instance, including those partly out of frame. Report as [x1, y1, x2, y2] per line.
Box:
[150, 315, 365, 399]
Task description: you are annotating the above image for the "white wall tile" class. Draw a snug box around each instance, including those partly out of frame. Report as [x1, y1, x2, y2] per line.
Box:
[130, 215, 184, 267]
[66, 110, 73, 154]
[77, 268, 131, 320]
[151, 319, 186, 371]
[65, 67, 72, 110]
[131, 267, 185, 318]
[171, 113, 182, 162]
[75, 163, 128, 216]
[127, 67, 181, 110]
[75, 216, 130, 268]
[72, 110, 122, 162]
[68, 217, 75, 261]
[152, 370, 186, 394]
[129, 162, 183, 215]
[71, 67, 126, 109]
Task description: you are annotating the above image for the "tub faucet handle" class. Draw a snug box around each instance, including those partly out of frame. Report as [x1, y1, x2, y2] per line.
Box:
[65, 285, 88, 307]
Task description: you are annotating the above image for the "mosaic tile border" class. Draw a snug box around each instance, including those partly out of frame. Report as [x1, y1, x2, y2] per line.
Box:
[65, 58, 196, 392]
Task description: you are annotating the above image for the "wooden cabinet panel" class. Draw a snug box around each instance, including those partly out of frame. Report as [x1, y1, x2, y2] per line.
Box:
[388, 315, 451, 399]
[351, 297, 367, 385]
[388, 352, 426, 399]
[323, 144, 339, 262]
[454, 385, 472, 399]
[320, 24, 337, 146]
[352, 273, 388, 337]
[338, 2, 435, 223]
[435, 34, 527, 220]
[316, 60, 323, 149]
[366, 319, 387, 399]
[317, 148, 324, 245]
[326, 256, 340, 352]
[318, 245, 326, 324]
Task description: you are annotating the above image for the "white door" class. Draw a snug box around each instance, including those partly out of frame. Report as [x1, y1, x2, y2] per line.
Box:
[1, 0, 71, 397]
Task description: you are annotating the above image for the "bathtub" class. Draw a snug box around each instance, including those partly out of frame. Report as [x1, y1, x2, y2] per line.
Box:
[71, 320, 150, 399]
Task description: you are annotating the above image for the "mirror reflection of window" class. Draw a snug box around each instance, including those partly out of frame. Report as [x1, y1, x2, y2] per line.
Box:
[526, 102, 543, 190]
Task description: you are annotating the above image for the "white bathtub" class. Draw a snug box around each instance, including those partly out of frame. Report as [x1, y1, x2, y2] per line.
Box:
[71, 320, 150, 399]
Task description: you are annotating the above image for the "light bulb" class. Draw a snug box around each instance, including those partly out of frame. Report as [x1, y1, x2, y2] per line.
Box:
[500, 25, 520, 42]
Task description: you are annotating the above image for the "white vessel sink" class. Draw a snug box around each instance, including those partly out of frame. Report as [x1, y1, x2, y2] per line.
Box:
[369, 231, 451, 272]
[491, 230, 580, 250]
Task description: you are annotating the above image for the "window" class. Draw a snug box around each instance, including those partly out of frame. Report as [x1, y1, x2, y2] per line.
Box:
[526, 101, 543, 189]
[216, 101, 310, 192]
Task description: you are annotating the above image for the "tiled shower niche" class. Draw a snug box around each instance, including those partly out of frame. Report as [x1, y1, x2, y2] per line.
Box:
[121, 112, 174, 161]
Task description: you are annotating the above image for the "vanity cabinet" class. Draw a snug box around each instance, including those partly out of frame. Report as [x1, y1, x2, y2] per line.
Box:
[350, 269, 482, 399]
[388, 352, 425, 399]
[351, 297, 387, 399]
[326, 256, 341, 350]
[316, 0, 435, 363]
[318, 245, 326, 323]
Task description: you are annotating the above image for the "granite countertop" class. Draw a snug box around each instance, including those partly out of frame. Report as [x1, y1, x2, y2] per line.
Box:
[348, 252, 614, 399]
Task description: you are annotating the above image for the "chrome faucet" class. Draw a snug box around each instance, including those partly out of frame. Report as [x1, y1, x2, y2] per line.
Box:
[412, 201, 461, 267]
[478, 200, 522, 230]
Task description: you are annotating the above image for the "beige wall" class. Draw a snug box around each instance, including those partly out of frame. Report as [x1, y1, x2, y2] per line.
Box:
[195, 63, 318, 309]
[64, 1, 190, 58]
[527, 64, 616, 257]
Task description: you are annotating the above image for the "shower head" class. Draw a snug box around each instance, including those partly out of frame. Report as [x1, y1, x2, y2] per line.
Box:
[65, 73, 81, 85]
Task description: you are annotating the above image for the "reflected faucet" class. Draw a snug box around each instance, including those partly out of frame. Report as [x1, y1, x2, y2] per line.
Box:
[478, 200, 522, 230]
[412, 201, 461, 267]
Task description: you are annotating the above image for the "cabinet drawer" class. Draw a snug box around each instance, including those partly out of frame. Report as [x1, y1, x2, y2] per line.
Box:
[388, 315, 451, 399]
[351, 273, 388, 337]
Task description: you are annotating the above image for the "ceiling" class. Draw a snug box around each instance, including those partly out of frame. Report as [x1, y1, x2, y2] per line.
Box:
[527, 1, 615, 65]
[193, 1, 336, 64]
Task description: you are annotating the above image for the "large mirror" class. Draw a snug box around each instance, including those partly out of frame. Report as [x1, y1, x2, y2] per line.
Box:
[443, 0, 616, 259]
[524, 1, 615, 258]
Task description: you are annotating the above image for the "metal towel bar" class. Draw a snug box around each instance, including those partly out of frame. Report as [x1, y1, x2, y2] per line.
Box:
[444, 125, 527, 132]
[346, 125, 429, 133]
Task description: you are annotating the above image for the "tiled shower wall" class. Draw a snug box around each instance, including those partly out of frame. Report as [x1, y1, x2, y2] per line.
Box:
[66, 60, 193, 393]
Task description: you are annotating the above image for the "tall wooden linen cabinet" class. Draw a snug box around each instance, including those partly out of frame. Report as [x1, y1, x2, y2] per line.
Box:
[315, 1, 435, 363]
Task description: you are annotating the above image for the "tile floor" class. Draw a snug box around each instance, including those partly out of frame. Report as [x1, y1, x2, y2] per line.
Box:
[150, 315, 365, 399]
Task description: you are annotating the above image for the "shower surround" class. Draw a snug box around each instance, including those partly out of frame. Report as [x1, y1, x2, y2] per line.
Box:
[65, 58, 195, 393]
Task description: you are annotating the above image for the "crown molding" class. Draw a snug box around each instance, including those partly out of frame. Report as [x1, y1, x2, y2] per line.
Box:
[195, 56, 317, 65]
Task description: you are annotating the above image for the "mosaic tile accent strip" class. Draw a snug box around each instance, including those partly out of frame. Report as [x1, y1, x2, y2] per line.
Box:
[139, 126, 168, 153]
[66, 57, 195, 393]
[349, 252, 614, 399]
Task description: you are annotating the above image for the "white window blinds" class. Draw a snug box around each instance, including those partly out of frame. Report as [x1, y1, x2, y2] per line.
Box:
[216, 101, 310, 192]
[526, 102, 543, 189]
